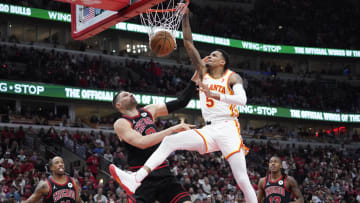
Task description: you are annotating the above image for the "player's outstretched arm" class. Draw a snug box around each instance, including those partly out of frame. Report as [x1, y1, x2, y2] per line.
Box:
[145, 71, 198, 119]
[182, 9, 206, 76]
[287, 176, 304, 203]
[114, 119, 195, 149]
[257, 178, 265, 203]
[21, 180, 49, 203]
[199, 72, 247, 106]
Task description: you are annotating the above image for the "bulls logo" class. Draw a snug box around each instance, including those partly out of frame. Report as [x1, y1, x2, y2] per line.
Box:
[141, 112, 147, 117]
[68, 183, 73, 188]
[278, 180, 283, 185]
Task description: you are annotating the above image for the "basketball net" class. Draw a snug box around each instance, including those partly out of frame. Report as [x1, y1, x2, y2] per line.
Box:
[139, 0, 189, 46]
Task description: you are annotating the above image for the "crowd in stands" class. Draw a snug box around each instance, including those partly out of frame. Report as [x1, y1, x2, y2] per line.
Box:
[245, 75, 360, 113]
[1, 124, 360, 203]
[1, 44, 359, 113]
[189, 0, 360, 50]
[0, 44, 193, 96]
[4, 0, 360, 49]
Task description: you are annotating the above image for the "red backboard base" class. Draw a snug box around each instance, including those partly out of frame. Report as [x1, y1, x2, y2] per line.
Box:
[55, 0, 166, 40]
[56, 0, 131, 11]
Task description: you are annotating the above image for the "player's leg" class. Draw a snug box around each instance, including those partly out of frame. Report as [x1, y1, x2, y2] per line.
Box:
[110, 129, 208, 195]
[157, 177, 191, 203]
[138, 129, 206, 181]
[226, 150, 257, 203]
[215, 121, 257, 203]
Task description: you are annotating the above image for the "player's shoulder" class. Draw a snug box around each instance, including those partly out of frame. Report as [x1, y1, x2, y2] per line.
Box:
[36, 179, 50, 193]
[228, 70, 241, 79]
[114, 118, 133, 129]
[70, 177, 80, 187]
[228, 70, 243, 83]
[285, 175, 296, 182]
[258, 176, 266, 184]
[285, 175, 298, 186]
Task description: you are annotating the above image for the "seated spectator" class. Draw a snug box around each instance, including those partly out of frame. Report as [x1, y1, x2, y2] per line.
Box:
[93, 187, 108, 203]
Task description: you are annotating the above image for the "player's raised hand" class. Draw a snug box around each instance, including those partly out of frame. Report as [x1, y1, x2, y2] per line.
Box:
[177, 3, 189, 15]
[170, 123, 196, 133]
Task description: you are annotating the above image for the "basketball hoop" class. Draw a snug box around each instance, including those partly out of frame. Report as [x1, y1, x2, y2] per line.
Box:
[139, 0, 190, 47]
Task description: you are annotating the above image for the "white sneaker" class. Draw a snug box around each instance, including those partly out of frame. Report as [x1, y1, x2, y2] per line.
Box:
[109, 164, 141, 195]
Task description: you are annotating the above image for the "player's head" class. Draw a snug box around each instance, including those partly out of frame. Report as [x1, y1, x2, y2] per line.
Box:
[49, 156, 65, 176]
[269, 156, 282, 173]
[205, 49, 229, 70]
[112, 90, 137, 112]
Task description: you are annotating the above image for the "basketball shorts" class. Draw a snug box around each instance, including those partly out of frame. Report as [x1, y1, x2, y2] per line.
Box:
[127, 175, 190, 203]
[194, 119, 248, 159]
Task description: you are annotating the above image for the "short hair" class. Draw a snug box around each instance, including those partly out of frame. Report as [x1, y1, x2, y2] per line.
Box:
[216, 49, 230, 69]
[48, 156, 62, 169]
[112, 91, 122, 110]
[48, 158, 54, 169]
[270, 155, 282, 163]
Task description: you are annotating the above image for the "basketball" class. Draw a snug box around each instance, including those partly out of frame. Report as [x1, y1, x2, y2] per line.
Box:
[150, 30, 176, 57]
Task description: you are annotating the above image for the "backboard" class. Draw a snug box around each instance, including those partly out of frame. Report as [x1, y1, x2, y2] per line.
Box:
[55, 0, 166, 40]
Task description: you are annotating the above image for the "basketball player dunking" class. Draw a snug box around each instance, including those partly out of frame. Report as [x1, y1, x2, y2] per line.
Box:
[109, 72, 199, 202]
[22, 156, 81, 203]
[111, 6, 257, 203]
[257, 156, 304, 203]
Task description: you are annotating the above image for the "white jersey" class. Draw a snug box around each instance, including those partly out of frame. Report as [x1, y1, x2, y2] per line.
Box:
[200, 69, 239, 122]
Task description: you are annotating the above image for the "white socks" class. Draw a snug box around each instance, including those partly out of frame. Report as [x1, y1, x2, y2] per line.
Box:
[227, 150, 257, 203]
[135, 168, 148, 183]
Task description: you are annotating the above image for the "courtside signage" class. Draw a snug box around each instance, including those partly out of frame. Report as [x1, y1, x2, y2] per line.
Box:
[1, 3, 360, 58]
[1, 80, 359, 123]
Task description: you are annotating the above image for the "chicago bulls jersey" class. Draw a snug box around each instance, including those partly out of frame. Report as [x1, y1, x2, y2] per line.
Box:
[263, 174, 292, 203]
[44, 176, 77, 203]
[120, 108, 172, 177]
[200, 69, 239, 122]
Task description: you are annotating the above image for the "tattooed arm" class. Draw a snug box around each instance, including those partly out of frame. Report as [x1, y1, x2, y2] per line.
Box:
[21, 180, 49, 203]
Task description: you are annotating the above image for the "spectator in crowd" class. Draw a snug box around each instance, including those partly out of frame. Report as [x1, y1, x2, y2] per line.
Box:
[1, 44, 359, 114]
[93, 187, 107, 203]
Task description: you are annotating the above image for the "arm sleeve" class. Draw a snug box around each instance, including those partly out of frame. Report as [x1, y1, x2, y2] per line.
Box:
[219, 83, 247, 106]
[165, 81, 197, 113]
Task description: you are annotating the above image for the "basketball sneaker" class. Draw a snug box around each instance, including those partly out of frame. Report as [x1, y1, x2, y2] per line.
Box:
[109, 164, 140, 195]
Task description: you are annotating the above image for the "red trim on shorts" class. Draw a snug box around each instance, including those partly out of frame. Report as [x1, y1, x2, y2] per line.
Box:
[129, 162, 168, 171]
[269, 175, 283, 183]
[127, 194, 136, 203]
[141, 108, 154, 121]
[44, 179, 52, 200]
[283, 175, 291, 192]
[170, 192, 190, 203]
[194, 129, 208, 153]
[225, 120, 244, 160]
[50, 176, 69, 186]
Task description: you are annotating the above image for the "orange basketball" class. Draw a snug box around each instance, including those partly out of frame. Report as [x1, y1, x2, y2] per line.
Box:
[150, 30, 176, 57]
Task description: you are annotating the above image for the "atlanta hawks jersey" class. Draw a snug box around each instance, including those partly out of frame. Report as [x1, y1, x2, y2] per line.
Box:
[120, 108, 173, 178]
[200, 69, 239, 122]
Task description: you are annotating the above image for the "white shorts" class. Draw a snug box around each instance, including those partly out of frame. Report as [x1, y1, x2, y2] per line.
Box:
[193, 119, 246, 160]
